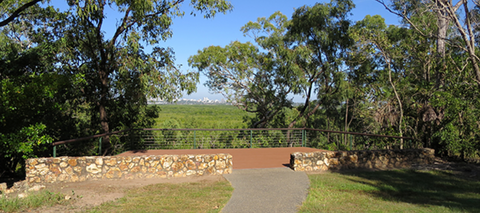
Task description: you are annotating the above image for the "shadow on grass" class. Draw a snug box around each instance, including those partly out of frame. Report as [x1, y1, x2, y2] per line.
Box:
[336, 169, 480, 212]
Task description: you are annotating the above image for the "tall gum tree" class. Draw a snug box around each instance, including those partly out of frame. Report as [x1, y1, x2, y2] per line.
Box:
[189, 12, 295, 128]
[60, 0, 232, 154]
[190, 0, 355, 136]
[376, 0, 480, 158]
[377, 0, 480, 112]
[284, 0, 354, 130]
[349, 15, 408, 148]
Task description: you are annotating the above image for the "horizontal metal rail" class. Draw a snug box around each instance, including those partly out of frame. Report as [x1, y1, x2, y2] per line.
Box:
[51, 128, 415, 146]
[133, 129, 304, 150]
[52, 129, 131, 146]
[133, 128, 306, 131]
[50, 128, 420, 157]
[304, 128, 415, 140]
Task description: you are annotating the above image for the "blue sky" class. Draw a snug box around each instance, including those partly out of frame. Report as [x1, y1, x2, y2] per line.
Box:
[157, 0, 401, 101]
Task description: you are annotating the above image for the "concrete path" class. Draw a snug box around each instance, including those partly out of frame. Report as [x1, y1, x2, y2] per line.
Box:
[222, 168, 310, 213]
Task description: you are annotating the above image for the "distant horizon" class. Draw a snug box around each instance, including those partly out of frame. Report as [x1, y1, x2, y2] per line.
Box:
[149, 95, 306, 104]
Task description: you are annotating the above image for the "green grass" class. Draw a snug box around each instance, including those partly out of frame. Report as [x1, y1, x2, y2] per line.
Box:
[0, 190, 69, 212]
[88, 180, 233, 213]
[154, 105, 254, 129]
[299, 169, 480, 213]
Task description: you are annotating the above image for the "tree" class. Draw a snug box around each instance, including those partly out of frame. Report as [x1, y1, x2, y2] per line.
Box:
[373, 0, 480, 158]
[349, 15, 408, 148]
[1, 0, 233, 175]
[190, 0, 355, 133]
[0, 4, 80, 176]
[56, 0, 232, 154]
[189, 12, 294, 128]
[376, 0, 478, 87]
[283, 0, 354, 130]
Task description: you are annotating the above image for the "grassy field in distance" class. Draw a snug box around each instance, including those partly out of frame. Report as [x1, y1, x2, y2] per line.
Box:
[153, 104, 255, 129]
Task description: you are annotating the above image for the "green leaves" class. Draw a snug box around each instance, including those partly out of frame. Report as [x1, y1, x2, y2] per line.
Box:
[0, 123, 52, 160]
[0, 0, 234, 161]
[190, 0, 233, 18]
[190, 1, 355, 128]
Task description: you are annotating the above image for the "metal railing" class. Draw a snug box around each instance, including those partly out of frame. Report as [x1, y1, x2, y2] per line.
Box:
[51, 128, 419, 157]
[130, 128, 307, 150]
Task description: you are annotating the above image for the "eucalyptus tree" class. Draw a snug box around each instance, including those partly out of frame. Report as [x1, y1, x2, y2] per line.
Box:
[190, 0, 355, 133]
[57, 0, 232, 154]
[375, 0, 480, 158]
[349, 15, 410, 147]
[284, 0, 354, 130]
[376, 0, 479, 87]
[189, 12, 294, 128]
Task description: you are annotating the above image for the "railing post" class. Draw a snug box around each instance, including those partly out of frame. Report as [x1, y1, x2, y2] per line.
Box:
[305, 129, 307, 147]
[349, 134, 353, 151]
[99, 137, 102, 156]
[53, 145, 56, 158]
[302, 129, 305, 147]
[250, 130, 253, 148]
[193, 130, 196, 149]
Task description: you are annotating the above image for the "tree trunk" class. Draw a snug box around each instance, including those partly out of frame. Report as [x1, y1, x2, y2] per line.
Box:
[436, 4, 448, 88]
[99, 69, 110, 155]
[387, 61, 404, 149]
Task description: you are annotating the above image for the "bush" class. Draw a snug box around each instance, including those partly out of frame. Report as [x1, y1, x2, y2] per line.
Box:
[0, 123, 53, 177]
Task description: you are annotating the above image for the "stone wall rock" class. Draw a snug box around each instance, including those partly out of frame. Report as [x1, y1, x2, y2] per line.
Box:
[25, 154, 232, 184]
[290, 148, 435, 171]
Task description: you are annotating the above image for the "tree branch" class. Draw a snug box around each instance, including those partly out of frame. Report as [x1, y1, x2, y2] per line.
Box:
[0, 0, 42, 27]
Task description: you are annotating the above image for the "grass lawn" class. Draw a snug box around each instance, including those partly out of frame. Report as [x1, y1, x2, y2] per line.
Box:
[88, 180, 233, 213]
[0, 190, 69, 212]
[3, 167, 478, 213]
[299, 169, 480, 213]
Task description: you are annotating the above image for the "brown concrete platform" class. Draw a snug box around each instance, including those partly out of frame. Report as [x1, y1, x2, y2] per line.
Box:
[118, 147, 323, 169]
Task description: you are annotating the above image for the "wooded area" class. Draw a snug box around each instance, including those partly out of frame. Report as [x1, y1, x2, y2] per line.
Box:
[0, 0, 232, 177]
[190, 0, 480, 159]
[1, 0, 479, 178]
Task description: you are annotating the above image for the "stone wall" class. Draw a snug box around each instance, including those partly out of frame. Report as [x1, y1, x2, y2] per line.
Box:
[26, 154, 232, 184]
[290, 148, 435, 171]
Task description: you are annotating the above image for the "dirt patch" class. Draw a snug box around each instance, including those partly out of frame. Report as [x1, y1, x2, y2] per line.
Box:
[29, 175, 226, 213]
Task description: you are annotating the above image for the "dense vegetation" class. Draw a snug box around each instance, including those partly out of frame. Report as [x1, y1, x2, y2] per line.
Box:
[0, 0, 232, 178]
[1, 0, 479, 178]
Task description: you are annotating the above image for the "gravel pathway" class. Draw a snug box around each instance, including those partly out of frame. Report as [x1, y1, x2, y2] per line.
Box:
[222, 168, 309, 213]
